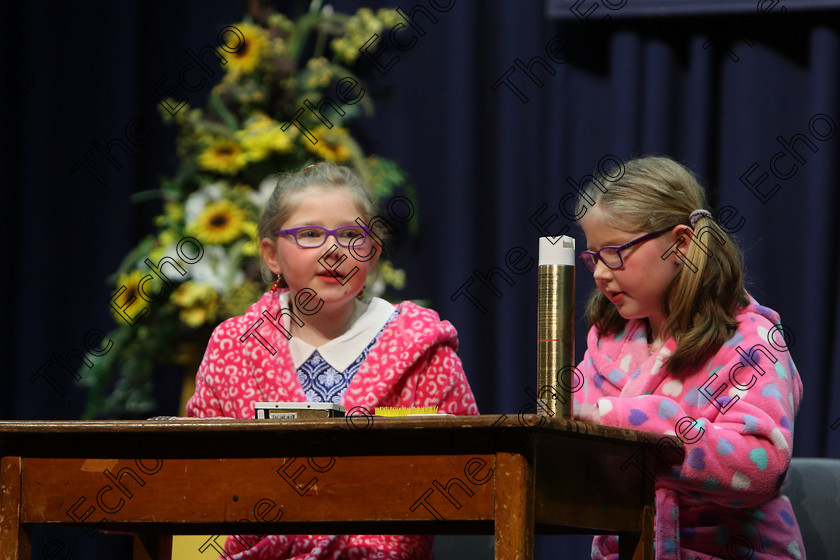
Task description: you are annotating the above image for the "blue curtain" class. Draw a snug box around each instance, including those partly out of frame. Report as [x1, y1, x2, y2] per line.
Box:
[3, 1, 839, 558]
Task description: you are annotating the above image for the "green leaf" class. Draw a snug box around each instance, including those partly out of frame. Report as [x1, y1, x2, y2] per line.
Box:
[209, 92, 240, 131]
[129, 189, 165, 204]
[287, 12, 320, 61]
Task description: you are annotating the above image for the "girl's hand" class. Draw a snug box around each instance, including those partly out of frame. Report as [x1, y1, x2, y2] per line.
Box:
[574, 403, 601, 424]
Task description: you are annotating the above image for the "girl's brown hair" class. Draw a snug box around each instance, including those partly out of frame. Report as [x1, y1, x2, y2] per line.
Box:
[578, 156, 749, 373]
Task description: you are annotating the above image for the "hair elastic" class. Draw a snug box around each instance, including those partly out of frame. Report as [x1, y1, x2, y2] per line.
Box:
[689, 209, 712, 229]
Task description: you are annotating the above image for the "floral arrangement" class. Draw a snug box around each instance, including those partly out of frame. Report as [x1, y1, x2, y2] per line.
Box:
[83, 2, 413, 419]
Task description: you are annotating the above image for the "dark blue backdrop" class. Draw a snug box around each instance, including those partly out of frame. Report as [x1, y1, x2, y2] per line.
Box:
[2, 1, 839, 558]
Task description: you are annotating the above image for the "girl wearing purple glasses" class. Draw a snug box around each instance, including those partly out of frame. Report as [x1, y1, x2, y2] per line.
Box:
[187, 162, 478, 560]
[574, 156, 805, 559]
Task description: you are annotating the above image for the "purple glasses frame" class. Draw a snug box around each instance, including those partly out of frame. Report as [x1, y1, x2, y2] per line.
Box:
[579, 227, 674, 272]
[272, 225, 373, 249]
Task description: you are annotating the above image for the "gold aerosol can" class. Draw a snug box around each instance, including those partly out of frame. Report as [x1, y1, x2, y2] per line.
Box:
[537, 236, 575, 419]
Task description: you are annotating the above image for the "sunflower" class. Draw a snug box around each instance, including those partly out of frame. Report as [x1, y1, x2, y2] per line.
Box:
[110, 269, 150, 324]
[220, 22, 270, 77]
[305, 126, 354, 162]
[197, 138, 249, 175]
[189, 200, 246, 245]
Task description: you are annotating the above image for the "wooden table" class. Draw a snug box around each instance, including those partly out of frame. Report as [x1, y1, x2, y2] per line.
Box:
[0, 415, 681, 560]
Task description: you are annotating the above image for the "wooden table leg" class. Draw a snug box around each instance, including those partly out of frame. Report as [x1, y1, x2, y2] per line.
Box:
[618, 504, 655, 560]
[494, 451, 534, 560]
[1, 456, 32, 560]
[619, 449, 657, 560]
[133, 531, 173, 560]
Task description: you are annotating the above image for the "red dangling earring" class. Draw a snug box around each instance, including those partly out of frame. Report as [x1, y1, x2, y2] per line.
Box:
[271, 274, 282, 292]
[357, 287, 364, 298]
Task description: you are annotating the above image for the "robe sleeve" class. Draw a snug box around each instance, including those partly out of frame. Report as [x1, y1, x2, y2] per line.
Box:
[407, 342, 480, 415]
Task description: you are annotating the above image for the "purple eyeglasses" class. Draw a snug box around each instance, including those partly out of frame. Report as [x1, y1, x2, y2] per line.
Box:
[579, 227, 674, 272]
[273, 225, 372, 249]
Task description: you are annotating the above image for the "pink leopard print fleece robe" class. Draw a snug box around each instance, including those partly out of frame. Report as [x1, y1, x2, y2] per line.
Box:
[187, 291, 479, 560]
[577, 297, 806, 559]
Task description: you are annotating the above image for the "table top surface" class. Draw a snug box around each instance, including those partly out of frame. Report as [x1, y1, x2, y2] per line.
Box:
[0, 414, 675, 445]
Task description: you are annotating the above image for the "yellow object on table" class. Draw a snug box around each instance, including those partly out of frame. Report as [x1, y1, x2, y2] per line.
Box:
[172, 535, 228, 558]
[374, 406, 438, 416]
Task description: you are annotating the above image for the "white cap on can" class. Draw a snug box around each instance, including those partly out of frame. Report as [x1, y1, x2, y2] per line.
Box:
[538, 236, 576, 266]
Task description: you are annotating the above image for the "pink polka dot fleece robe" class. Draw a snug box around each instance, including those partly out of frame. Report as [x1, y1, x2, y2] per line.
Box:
[577, 297, 806, 559]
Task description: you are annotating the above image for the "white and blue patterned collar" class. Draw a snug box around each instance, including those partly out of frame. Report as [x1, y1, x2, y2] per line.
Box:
[278, 291, 396, 371]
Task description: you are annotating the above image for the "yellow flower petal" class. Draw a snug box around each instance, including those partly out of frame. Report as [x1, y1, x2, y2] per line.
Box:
[305, 126, 354, 162]
[188, 200, 246, 245]
[197, 138, 249, 175]
[219, 22, 270, 77]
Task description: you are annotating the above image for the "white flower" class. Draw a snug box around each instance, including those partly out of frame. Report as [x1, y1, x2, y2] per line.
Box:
[186, 245, 245, 294]
[252, 174, 279, 211]
[184, 182, 225, 225]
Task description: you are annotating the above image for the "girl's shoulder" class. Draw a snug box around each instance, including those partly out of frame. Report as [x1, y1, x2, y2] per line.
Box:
[702, 295, 794, 374]
[391, 299, 450, 325]
[392, 298, 440, 319]
[734, 295, 782, 328]
[384, 299, 459, 344]
[729, 295, 787, 346]
[209, 294, 461, 349]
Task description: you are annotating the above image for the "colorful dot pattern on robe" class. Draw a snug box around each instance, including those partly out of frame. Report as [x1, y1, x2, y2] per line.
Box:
[578, 297, 805, 559]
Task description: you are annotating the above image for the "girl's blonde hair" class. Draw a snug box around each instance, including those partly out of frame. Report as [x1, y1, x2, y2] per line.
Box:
[257, 162, 385, 286]
[577, 156, 749, 373]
